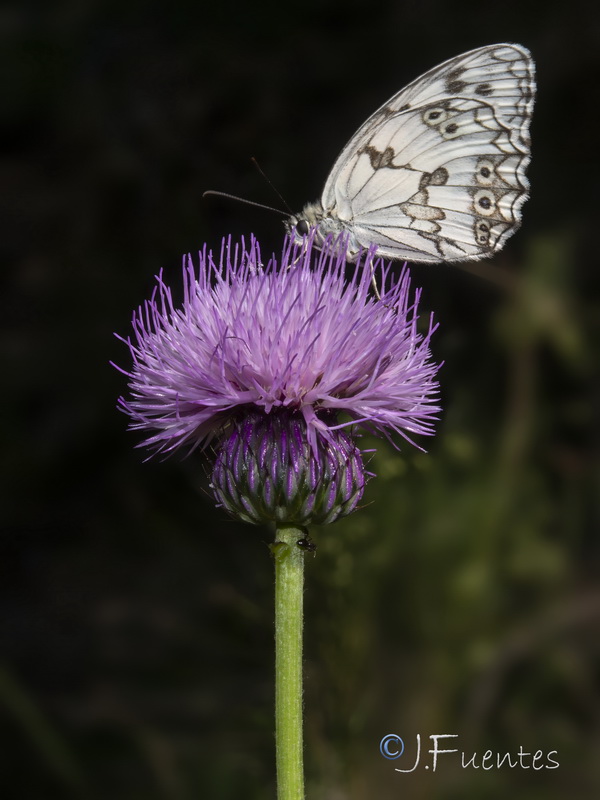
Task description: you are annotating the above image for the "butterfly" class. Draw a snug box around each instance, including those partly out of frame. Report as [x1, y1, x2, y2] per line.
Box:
[286, 43, 535, 264]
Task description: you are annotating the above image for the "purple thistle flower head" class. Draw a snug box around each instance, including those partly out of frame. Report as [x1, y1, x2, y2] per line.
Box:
[114, 233, 441, 525]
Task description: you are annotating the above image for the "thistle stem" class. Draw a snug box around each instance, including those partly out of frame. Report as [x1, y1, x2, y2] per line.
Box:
[273, 526, 306, 800]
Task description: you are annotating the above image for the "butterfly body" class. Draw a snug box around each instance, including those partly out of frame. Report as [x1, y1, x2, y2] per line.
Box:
[287, 44, 535, 263]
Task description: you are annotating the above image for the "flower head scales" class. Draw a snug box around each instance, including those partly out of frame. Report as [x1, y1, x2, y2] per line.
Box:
[115, 234, 441, 457]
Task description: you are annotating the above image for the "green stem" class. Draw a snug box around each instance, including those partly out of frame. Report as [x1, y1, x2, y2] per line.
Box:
[273, 525, 306, 800]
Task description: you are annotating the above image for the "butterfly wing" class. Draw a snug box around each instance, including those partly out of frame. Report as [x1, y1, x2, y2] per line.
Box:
[319, 43, 535, 262]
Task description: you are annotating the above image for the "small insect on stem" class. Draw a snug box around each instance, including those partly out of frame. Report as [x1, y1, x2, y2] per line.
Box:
[296, 536, 317, 555]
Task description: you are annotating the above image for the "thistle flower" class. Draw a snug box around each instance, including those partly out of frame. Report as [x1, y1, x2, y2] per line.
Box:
[114, 234, 441, 525]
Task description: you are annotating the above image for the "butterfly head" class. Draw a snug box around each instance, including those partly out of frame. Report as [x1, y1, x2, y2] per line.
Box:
[285, 202, 323, 244]
[286, 201, 360, 260]
[285, 214, 310, 246]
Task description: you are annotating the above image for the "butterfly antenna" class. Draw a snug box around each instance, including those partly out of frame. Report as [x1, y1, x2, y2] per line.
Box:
[202, 191, 289, 217]
[251, 157, 294, 214]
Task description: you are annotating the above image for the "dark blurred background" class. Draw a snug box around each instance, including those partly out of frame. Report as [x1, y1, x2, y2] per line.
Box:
[2, 0, 599, 797]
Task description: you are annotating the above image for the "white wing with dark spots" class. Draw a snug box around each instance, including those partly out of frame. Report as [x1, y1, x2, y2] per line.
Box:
[287, 44, 535, 264]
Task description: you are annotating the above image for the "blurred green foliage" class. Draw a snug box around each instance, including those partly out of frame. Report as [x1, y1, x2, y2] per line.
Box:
[2, 0, 598, 798]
